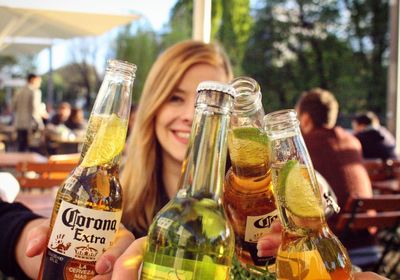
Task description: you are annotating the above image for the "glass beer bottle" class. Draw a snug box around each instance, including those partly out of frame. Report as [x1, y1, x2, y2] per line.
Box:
[141, 81, 235, 280]
[222, 77, 277, 269]
[38, 59, 136, 280]
[264, 109, 353, 280]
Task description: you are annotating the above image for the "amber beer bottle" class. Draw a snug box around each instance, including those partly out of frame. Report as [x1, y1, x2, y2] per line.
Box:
[223, 77, 277, 269]
[38, 59, 136, 280]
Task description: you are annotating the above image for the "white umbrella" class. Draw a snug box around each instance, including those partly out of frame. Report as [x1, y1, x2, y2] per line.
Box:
[0, 0, 140, 54]
[0, 0, 140, 104]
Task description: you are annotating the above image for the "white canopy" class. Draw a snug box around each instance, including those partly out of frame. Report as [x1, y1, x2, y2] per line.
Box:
[0, 0, 139, 55]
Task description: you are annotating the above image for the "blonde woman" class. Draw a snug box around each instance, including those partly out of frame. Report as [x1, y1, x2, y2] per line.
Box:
[121, 40, 233, 238]
[11, 40, 232, 279]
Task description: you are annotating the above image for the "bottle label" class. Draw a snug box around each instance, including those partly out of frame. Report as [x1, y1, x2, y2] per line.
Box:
[141, 260, 229, 280]
[141, 263, 194, 280]
[47, 200, 122, 261]
[244, 210, 279, 242]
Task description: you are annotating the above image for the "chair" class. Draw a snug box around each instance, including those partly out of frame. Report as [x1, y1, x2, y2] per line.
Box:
[362, 159, 392, 181]
[15, 161, 77, 189]
[48, 153, 80, 164]
[336, 195, 400, 274]
[363, 159, 400, 194]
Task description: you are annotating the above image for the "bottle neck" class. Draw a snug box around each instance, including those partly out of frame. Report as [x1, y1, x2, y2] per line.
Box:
[229, 82, 267, 177]
[265, 109, 326, 224]
[79, 60, 135, 166]
[178, 90, 232, 202]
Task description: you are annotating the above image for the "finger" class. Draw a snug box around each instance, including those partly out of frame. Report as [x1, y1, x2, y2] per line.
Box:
[111, 237, 147, 280]
[353, 272, 389, 280]
[25, 219, 50, 257]
[92, 272, 112, 280]
[96, 225, 135, 275]
[257, 230, 282, 257]
[271, 219, 283, 232]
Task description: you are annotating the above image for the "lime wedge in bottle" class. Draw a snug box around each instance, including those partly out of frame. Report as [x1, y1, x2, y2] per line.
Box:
[81, 114, 127, 167]
[278, 160, 323, 218]
[228, 127, 269, 166]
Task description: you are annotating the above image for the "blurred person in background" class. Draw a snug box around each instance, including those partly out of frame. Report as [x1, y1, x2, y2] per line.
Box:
[49, 102, 71, 126]
[11, 73, 44, 151]
[65, 107, 87, 131]
[295, 88, 374, 250]
[352, 111, 398, 160]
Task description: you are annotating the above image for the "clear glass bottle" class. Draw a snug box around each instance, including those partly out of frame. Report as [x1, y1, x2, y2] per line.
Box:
[264, 109, 353, 280]
[141, 81, 235, 280]
[222, 77, 277, 269]
[38, 59, 136, 280]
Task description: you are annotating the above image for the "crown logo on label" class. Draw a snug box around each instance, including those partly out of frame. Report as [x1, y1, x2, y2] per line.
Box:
[74, 245, 98, 261]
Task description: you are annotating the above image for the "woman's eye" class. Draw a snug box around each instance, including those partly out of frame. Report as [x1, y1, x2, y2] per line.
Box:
[169, 95, 184, 103]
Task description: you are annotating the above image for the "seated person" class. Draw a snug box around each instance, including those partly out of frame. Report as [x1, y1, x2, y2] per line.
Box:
[49, 102, 71, 126]
[352, 111, 398, 160]
[295, 88, 374, 250]
[64, 107, 87, 140]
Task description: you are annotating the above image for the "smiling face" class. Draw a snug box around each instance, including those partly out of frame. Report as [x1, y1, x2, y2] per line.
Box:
[155, 63, 229, 165]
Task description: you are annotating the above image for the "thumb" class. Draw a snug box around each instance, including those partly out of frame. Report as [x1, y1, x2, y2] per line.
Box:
[26, 219, 50, 257]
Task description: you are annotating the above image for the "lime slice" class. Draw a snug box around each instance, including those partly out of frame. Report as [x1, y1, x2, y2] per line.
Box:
[81, 114, 127, 167]
[193, 199, 225, 240]
[232, 127, 269, 145]
[228, 127, 269, 166]
[278, 160, 323, 218]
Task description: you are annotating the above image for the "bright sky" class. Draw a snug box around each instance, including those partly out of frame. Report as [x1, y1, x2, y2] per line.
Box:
[36, 0, 178, 74]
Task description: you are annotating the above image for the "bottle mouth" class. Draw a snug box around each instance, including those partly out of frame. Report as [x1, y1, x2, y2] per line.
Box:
[230, 76, 262, 113]
[106, 59, 137, 78]
[264, 109, 299, 135]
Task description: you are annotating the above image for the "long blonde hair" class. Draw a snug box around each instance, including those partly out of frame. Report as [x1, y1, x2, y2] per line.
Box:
[121, 40, 233, 234]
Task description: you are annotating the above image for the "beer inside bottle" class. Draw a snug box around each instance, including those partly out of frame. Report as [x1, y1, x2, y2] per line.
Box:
[265, 109, 353, 280]
[38, 59, 136, 280]
[141, 81, 235, 280]
[222, 77, 277, 269]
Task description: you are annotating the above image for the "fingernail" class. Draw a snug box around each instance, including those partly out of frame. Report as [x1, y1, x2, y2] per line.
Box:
[257, 239, 271, 250]
[26, 238, 39, 254]
[100, 259, 112, 274]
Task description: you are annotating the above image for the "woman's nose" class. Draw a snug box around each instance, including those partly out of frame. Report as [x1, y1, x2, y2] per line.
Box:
[181, 103, 195, 125]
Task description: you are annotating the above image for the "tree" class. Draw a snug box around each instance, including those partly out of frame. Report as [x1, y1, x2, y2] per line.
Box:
[217, 0, 253, 74]
[166, 0, 253, 75]
[66, 38, 102, 109]
[243, 0, 389, 118]
[113, 23, 160, 103]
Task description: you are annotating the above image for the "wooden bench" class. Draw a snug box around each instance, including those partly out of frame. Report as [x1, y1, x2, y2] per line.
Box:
[15, 161, 77, 189]
[363, 159, 400, 194]
[336, 195, 400, 272]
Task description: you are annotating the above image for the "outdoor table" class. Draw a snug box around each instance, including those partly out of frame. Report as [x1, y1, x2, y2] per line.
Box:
[14, 189, 56, 217]
[0, 152, 48, 169]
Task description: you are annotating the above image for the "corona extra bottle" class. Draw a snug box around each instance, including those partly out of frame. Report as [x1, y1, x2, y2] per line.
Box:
[265, 109, 353, 280]
[140, 81, 235, 280]
[223, 77, 277, 270]
[38, 59, 136, 280]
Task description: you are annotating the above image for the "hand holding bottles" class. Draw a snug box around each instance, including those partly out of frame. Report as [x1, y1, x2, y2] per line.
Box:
[21, 219, 135, 279]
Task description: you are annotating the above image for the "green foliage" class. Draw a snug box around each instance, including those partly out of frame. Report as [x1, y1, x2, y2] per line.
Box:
[162, 0, 193, 46]
[242, 0, 389, 118]
[114, 24, 160, 103]
[217, 0, 253, 74]
[230, 256, 276, 279]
